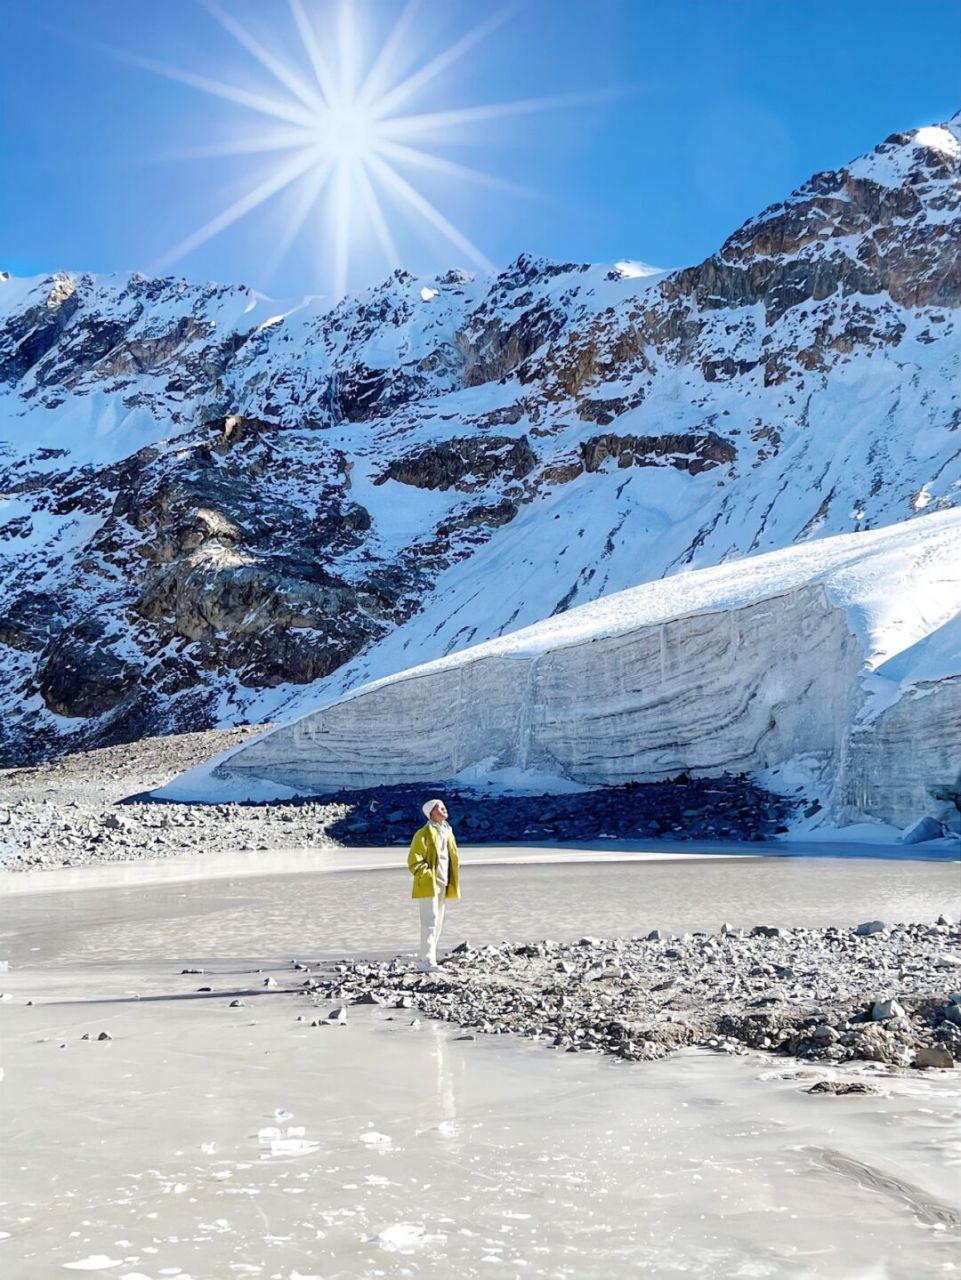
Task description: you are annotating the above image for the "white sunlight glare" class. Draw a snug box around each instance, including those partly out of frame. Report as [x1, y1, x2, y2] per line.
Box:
[115, 0, 615, 294]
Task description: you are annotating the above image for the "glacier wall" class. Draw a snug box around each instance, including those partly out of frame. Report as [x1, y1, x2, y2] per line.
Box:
[223, 583, 864, 796]
[211, 513, 961, 831]
[832, 677, 961, 829]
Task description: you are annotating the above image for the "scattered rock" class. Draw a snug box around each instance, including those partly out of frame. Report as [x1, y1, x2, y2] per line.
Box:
[806, 1080, 879, 1095]
[304, 918, 960, 1070]
[0, 735, 798, 871]
[871, 999, 906, 1021]
[914, 1046, 954, 1069]
[855, 921, 887, 936]
[328, 1006, 348, 1025]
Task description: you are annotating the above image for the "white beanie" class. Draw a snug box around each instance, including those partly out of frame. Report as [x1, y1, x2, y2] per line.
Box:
[422, 798, 444, 821]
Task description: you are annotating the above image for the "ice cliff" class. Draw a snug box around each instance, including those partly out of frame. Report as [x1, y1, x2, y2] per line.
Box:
[214, 512, 961, 831]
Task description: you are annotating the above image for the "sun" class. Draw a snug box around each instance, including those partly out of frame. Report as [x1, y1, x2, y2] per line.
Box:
[113, 0, 608, 295]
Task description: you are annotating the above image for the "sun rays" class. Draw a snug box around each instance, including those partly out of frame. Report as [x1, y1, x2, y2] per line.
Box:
[116, 0, 612, 294]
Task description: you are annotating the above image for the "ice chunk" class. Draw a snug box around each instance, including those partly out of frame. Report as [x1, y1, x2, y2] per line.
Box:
[899, 816, 947, 845]
[359, 1131, 392, 1147]
[376, 1223, 444, 1251]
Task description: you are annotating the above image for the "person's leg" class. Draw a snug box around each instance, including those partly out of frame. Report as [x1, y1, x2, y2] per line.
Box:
[419, 893, 444, 965]
[419, 896, 435, 962]
[435, 892, 447, 957]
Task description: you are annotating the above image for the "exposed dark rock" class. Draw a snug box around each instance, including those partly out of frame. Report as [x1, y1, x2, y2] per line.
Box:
[806, 1080, 879, 1095]
[0, 275, 81, 383]
[36, 615, 142, 718]
[580, 431, 736, 475]
[375, 435, 536, 491]
[322, 773, 795, 845]
[0, 592, 67, 653]
[436, 498, 519, 537]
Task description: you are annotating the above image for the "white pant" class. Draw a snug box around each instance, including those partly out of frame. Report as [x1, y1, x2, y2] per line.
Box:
[419, 889, 447, 963]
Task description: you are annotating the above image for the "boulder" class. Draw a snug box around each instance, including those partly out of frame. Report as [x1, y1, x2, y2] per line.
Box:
[914, 1045, 954, 1069]
[871, 999, 906, 1021]
[806, 1080, 878, 1095]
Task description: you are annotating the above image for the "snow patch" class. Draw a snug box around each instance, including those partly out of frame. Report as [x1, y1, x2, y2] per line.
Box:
[613, 259, 664, 279]
[450, 759, 593, 795]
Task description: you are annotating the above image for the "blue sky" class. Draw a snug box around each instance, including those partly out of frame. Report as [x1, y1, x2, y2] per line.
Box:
[2, 0, 959, 297]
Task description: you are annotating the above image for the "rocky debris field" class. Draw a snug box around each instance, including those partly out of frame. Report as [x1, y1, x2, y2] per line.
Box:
[0, 724, 270, 807]
[321, 774, 799, 844]
[0, 725, 345, 870]
[0, 729, 798, 870]
[305, 918, 961, 1072]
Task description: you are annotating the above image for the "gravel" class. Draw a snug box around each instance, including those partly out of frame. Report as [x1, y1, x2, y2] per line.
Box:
[0, 726, 344, 870]
[0, 727, 797, 872]
[304, 918, 961, 1070]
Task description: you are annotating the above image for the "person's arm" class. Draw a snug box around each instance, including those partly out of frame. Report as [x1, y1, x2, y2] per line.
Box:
[408, 830, 430, 876]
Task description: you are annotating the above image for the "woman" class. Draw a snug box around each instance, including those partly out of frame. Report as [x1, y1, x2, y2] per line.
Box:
[407, 798, 460, 972]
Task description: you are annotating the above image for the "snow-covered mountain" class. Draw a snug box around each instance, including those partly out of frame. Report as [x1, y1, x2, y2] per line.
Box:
[1, 111, 959, 766]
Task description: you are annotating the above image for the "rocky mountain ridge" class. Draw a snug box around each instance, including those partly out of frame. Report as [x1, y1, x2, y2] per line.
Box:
[1, 111, 959, 765]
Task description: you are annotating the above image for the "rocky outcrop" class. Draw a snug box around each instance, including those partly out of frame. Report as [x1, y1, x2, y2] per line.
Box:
[579, 431, 736, 476]
[36, 614, 143, 719]
[375, 435, 536, 491]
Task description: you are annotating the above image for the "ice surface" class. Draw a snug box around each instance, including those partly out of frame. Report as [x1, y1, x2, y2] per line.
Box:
[2, 850, 958, 1280]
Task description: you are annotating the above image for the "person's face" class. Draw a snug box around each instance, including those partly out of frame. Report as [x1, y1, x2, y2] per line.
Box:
[431, 802, 448, 823]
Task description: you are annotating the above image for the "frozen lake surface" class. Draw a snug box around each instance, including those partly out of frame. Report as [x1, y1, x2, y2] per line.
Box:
[3, 844, 959, 967]
[1, 847, 959, 1278]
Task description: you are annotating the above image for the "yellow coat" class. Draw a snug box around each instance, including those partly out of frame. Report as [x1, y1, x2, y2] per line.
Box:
[407, 823, 460, 900]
